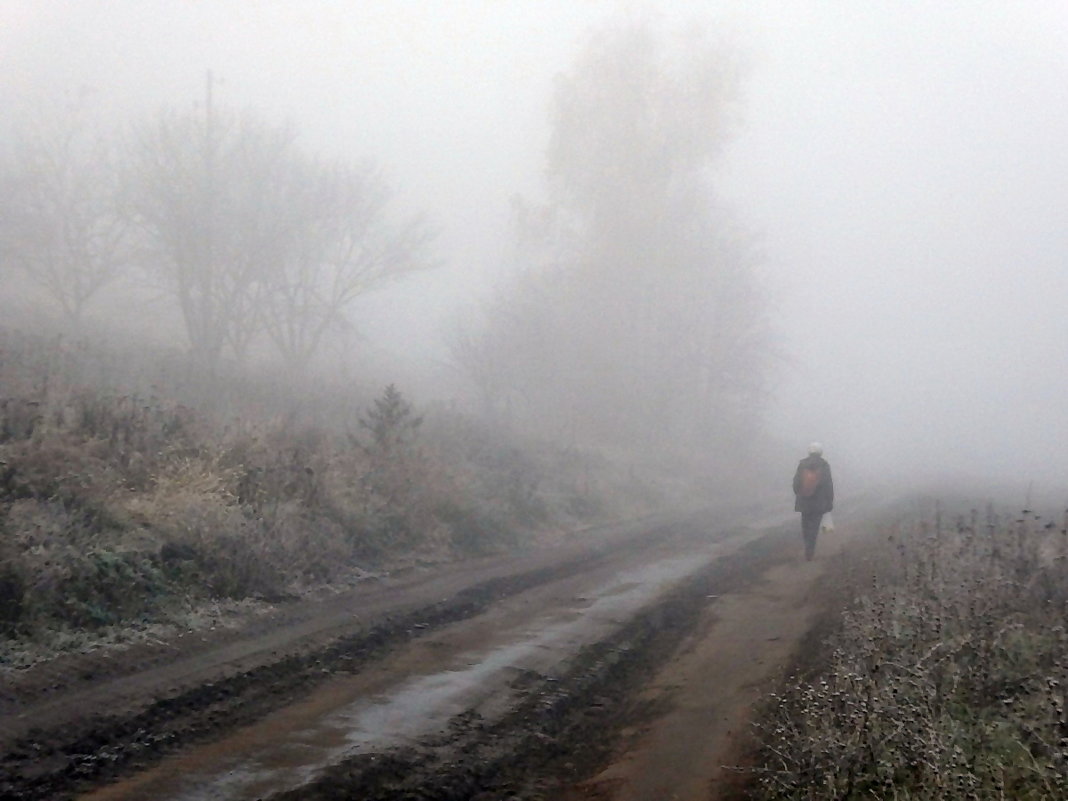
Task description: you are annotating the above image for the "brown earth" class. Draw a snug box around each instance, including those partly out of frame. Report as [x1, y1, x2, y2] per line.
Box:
[0, 506, 860, 801]
[573, 520, 855, 801]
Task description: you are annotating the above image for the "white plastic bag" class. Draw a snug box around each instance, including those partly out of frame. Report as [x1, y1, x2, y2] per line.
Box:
[821, 513, 835, 534]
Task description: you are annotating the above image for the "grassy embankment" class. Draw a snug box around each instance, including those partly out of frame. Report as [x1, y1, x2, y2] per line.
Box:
[745, 501, 1068, 799]
[0, 328, 670, 663]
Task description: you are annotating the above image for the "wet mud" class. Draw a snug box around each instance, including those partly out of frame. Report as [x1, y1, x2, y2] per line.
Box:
[0, 556, 609, 800]
[0, 514, 794, 801]
[1, 515, 724, 801]
[268, 530, 790, 801]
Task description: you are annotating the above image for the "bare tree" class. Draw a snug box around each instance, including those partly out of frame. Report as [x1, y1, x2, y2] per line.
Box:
[259, 158, 433, 373]
[0, 98, 128, 325]
[126, 106, 295, 367]
[127, 101, 432, 371]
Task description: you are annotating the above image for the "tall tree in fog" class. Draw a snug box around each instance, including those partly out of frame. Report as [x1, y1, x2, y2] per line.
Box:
[0, 97, 128, 325]
[459, 24, 770, 454]
[128, 104, 431, 370]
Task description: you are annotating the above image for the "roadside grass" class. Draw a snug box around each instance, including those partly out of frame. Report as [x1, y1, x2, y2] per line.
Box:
[0, 328, 675, 662]
[746, 503, 1068, 800]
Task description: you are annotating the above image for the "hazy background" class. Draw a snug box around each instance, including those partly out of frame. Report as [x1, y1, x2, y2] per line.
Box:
[3, 1, 1067, 494]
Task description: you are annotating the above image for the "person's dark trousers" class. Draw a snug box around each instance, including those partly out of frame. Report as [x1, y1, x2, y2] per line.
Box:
[800, 512, 824, 561]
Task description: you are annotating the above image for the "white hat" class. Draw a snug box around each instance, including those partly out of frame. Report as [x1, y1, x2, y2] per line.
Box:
[808, 442, 823, 455]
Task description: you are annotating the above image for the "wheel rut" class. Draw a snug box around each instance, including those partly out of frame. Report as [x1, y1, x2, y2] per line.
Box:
[1, 510, 793, 801]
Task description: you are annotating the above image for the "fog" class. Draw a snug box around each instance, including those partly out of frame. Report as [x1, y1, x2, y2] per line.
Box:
[721, 4, 1068, 492]
[3, 2, 1068, 494]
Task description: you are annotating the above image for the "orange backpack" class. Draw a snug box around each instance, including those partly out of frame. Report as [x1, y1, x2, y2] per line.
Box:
[799, 466, 822, 498]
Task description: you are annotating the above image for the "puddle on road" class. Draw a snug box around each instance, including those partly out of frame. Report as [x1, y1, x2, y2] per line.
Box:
[82, 538, 737, 801]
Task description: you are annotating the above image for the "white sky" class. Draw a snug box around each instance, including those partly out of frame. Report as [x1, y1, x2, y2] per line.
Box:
[3, 1, 1068, 490]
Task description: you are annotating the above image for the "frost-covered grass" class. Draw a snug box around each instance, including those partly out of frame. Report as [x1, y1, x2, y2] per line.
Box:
[749, 504, 1068, 800]
[0, 327, 671, 646]
[0, 596, 274, 671]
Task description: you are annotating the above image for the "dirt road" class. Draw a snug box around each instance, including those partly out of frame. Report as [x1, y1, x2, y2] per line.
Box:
[1, 507, 850, 800]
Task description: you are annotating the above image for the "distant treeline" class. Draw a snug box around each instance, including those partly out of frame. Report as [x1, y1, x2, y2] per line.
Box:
[1, 21, 773, 465]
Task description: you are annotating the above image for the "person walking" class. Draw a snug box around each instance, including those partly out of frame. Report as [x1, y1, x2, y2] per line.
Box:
[793, 442, 834, 561]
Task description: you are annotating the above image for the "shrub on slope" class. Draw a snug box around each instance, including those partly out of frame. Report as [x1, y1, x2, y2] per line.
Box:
[0, 331, 658, 643]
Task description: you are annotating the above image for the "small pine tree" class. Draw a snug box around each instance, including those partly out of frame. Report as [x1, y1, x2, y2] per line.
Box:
[352, 385, 428, 549]
[357, 384, 422, 463]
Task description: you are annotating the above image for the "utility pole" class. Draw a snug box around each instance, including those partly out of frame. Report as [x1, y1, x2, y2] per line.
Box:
[204, 68, 215, 201]
[201, 69, 217, 368]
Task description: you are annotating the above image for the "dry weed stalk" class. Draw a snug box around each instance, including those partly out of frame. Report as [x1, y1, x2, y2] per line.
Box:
[749, 506, 1068, 800]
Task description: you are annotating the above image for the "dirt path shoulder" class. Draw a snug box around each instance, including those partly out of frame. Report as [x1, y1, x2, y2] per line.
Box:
[1, 511, 736, 800]
[574, 519, 856, 801]
[0, 515, 665, 744]
[2, 508, 860, 801]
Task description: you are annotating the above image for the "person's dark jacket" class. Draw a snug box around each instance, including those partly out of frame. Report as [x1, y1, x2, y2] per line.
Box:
[793, 454, 834, 514]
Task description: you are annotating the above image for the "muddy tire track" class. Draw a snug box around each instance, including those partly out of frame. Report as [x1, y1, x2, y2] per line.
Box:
[267, 528, 792, 801]
[0, 516, 709, 801]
